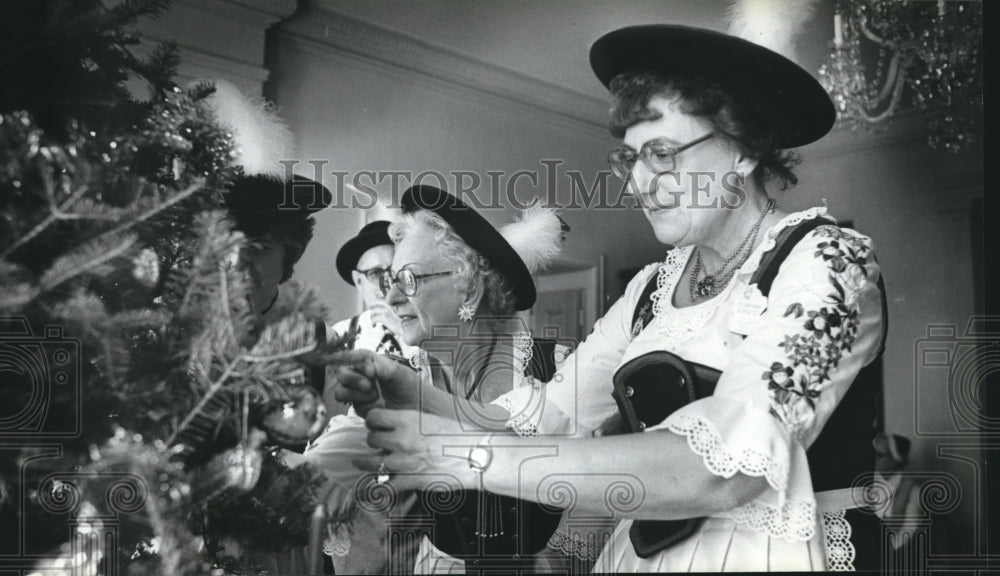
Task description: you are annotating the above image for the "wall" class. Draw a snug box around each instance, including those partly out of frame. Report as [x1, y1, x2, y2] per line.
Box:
[265, 8, 656, 324]
[794, 112, 984, 553]
[136, 0, 296, 96]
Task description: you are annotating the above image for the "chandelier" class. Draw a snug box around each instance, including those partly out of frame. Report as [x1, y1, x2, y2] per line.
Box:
[817, 0, 982, 153]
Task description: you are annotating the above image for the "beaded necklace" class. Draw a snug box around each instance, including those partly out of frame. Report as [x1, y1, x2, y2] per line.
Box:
[689, 198, 775, 301]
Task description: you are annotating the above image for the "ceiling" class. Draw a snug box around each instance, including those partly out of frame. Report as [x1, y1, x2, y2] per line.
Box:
[308, 0, 838, 102]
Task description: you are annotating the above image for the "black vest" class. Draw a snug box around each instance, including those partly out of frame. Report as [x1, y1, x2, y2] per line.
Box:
[618, 219, 887, 563]
[427, 338, 563, 566]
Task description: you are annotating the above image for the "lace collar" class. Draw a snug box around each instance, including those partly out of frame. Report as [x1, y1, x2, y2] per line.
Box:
[410, 331, 535, 390]
[737, 206, 835, 278]
[648, 207, 834, 343]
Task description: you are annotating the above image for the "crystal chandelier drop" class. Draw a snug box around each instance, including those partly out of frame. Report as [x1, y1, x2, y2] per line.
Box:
[817, 0, 982, 153]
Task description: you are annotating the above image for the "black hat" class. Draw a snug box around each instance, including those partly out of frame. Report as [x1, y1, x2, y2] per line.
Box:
[590, 25, 835, 148]
[224, 174, 332, 217]
[335, 220, 393, 286]
[223, 174, 332, 236]
[400, 185, 536, 311]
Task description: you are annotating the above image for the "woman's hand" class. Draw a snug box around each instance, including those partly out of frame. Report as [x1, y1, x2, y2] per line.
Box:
[352, 408, 474, 492]
[301, 348, 420, 417]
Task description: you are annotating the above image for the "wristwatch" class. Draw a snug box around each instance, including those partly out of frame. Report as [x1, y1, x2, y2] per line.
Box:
[468, 436, 493, 473]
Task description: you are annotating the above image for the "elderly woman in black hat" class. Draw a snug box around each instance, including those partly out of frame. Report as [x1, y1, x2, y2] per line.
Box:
[324, 184, 566, 573]
[338, 23, 888, 573]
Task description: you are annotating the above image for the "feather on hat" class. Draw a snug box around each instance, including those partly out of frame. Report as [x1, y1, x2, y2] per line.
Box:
[500, 206, 564, 275]
[199, 79, 294, 179]
[726, 0, 820, 64]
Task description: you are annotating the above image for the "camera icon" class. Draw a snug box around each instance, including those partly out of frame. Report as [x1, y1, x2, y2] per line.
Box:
[418, 317, 578, 435]
[0, 316, 82, 437]
[914, 317, 999, 437]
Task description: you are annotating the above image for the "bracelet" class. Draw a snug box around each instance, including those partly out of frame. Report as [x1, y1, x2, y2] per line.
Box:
[467, 433, 494, 475]
[469, 434, 504, 538]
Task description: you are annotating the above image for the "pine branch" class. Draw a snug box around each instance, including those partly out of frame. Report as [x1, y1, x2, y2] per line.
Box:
[48, 289, 107, 328]
[103, 177, 205, 239]
[167, 355, 240, 448]
[174, 211, 234, 318]
[108, 309, 170, 330]
[0, 283, 36, 309]
[0, 179, 92, 260]
[39, 231, 138, 292]
[243, 314, 317, 364]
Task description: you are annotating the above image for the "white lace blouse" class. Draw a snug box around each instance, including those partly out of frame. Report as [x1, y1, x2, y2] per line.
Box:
[493, 207, 885, 572]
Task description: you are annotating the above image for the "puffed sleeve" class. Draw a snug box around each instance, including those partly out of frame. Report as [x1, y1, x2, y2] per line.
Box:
[492, 263, 662, 437]
[650, 224, 884, 541]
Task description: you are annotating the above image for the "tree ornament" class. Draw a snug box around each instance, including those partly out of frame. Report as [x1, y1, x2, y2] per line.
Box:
[200, 440, 264, 494]
[258, 386, 328, 448]
[131, 248, 160, 287]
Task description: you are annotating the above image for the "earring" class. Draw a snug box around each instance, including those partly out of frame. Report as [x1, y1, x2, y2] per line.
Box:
[458, 303, 476, 322]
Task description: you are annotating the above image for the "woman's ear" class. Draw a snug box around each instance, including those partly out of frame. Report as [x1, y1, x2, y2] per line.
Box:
[464, 277, 486, 313]
[733, 151, 760, 180]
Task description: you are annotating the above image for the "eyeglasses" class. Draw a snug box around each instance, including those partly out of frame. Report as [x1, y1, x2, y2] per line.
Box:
[379, 268, 455, 297]
[355, 266, 388, 284]
[607, 132, 715, 180]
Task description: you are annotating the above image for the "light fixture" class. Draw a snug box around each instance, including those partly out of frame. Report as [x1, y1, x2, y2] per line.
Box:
[817, 0, 982, 153]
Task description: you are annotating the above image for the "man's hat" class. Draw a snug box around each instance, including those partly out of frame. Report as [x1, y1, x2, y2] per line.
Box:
[400, 185, 563, 311]
[589, 24, 835, 148]
[335, 220, 393, 286]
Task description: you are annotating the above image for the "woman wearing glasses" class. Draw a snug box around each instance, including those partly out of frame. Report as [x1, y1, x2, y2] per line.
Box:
[320, 183, 567, 573]
[338, 24, 888, 573]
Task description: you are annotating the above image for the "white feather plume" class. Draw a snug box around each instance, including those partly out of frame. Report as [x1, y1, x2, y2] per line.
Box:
[500, 206, 564, 274]
[199, 79, 295, 179]
[726, 0, 819, 62]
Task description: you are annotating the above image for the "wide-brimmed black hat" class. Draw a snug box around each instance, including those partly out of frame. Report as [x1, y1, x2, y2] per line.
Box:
[400, 185, 536, 311]
[224, 174, 332, 216]
[335, 220, 393, 285]
[590, 25, 835, 148]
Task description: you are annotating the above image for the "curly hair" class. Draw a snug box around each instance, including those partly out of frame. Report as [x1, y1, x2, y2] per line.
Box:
[231, 212, 315, 283]
[608, 72, 800, 190]
[388, 211, 518, 316]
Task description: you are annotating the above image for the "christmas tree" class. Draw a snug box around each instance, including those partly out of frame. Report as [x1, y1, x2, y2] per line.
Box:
[1, 1, 347, 573]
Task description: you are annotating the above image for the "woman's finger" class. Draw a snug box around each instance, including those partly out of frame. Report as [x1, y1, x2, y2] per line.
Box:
[351, 454, 381, 472]
[365, 429, 413, 453]
[364, 408, 420, 430]
[349, 453, 425, 475]
[331, 365, 373, 389]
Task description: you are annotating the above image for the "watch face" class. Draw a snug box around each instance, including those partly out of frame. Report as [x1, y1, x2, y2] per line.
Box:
[469, 446, 491, 470]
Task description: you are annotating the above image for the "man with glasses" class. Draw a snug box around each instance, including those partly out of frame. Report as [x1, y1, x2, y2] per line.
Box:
[330, 220, 414, 359]
[300, 220, 418, 574]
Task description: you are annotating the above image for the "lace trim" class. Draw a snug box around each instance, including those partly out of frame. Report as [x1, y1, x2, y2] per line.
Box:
[494, 332, 541, 435]
[731, 496, 816, 542]
[822, 509, 856, 571]
[546, 529, 605, 561]
[667, 413, 818, 541]
[666, 414, 788, 491]
[511, 331, 533, 378]
[497, 395, 539, 437]
[739, 206, 834, 277]
[323, 522, 351, 557]
[648, 247, 727, 347]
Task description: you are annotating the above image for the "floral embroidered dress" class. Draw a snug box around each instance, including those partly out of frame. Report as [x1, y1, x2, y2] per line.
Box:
[493, 207, 885, 572]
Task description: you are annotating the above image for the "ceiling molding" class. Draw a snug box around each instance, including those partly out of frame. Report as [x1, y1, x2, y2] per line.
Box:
[276, 6, 609, 130]
[176, 0, 298, 27]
